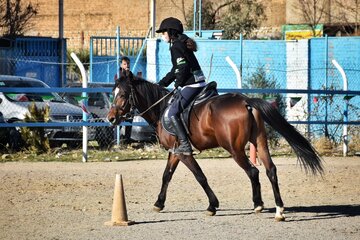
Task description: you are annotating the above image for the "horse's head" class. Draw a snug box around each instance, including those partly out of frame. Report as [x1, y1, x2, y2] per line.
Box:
[107, 74, 134, 125]
[107, 73, 171, 126]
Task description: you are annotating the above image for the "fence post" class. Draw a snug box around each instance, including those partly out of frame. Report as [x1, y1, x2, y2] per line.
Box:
[90, 37, 93, 82]
[116, 26, 121, 145]
[71, 52, 88, 163]
[239, 33, 243, 85]
[332, 59, 348, 157]
[324, 35, 329, 137]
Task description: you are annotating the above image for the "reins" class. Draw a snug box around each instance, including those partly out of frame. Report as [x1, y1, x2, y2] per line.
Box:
[135, 88, 176, 117]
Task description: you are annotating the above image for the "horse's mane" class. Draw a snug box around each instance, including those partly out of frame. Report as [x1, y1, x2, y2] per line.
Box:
[115, 75, 171, 118]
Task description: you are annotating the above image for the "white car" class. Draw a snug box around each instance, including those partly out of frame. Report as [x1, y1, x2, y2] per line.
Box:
[0, 75, 96, 148]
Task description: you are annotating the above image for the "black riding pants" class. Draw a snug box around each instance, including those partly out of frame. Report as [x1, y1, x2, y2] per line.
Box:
[168, 85, 204, 118]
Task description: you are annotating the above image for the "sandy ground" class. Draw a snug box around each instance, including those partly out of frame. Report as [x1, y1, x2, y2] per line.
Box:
[0, 157, 359, 240]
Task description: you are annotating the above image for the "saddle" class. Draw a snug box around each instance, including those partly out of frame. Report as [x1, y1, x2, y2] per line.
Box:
[161, 81, 218, 136]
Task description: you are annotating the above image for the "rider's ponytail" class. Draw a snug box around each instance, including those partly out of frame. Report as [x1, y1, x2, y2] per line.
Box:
[186, 38, 197, 52]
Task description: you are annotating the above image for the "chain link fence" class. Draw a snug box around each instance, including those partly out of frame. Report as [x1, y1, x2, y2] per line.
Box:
[1, 36, 359, 157]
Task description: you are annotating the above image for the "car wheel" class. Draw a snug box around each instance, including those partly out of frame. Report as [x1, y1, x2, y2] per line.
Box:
[5, 119, 24, 152]
[65, 141, 82, 149]
[49, 141, 63, 148]
[8, 128, 23, 151]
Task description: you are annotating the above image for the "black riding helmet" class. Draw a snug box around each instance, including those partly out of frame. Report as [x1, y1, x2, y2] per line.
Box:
[156, 17, 184, 34]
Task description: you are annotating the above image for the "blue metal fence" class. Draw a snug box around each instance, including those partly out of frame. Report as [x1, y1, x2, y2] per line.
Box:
[89, 36, 146, 83]
[0, 37, 66, 87]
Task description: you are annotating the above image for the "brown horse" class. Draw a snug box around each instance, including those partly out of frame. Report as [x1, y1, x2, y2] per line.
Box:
[107, 75, 323, 221]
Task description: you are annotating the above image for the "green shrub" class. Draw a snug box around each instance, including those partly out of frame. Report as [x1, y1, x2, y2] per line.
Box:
[244, 67, 286, 148]
[21, 103, 50, 154]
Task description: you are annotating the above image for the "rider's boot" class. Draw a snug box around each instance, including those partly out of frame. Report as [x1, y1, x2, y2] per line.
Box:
[170, 116, 192, 155]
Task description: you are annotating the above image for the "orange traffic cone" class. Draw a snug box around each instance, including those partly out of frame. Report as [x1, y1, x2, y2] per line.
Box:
[105, 174, 135, 226]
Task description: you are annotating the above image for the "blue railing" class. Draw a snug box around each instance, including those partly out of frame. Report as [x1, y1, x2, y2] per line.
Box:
[1, 87, 359, 128]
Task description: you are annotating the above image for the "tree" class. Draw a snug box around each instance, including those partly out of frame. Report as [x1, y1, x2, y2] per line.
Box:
[0, 0, 39, 36]
[184, 0, 237, 31]
[171, 0, 266, 39]
[170, 0, 189, 25]
[293, 0, 327, 37]
[331, 0, 360, 35]
[217, 0, 266, 39]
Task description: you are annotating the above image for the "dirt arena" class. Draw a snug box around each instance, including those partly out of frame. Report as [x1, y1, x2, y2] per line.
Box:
[1, 157, 359, 240]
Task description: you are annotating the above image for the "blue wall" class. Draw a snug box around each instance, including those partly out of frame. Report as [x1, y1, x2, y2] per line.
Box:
[154, 36, 360, 128]
[156, 36, 360, 91]
[310, 37, 360, 91]
[242, 40, 287, 88]
[157, 38, 287, 89]
[157, 39, 245, 88]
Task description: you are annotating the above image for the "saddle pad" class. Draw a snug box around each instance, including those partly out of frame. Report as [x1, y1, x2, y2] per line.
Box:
[161, 82, 218, 136]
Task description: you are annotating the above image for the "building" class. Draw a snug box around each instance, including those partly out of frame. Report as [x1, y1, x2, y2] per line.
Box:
[2, 0, 359, 48]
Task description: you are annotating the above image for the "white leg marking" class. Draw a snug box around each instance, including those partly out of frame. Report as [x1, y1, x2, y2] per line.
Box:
[275, 206, 285, 221]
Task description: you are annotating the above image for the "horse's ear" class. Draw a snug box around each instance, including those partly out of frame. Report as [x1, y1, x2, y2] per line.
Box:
[114, 78, 120, 87]
[126, 71, 134, 84]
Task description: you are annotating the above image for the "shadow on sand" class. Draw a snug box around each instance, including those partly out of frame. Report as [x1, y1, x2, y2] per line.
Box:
[284, 204, 360, 222]
[133, 204, 360, 225]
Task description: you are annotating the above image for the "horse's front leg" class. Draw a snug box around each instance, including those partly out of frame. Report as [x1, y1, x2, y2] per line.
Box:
[180, 155, 219, 216]
[154, 153, 180, 212]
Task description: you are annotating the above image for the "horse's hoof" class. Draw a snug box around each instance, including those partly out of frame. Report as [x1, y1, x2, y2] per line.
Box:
[274, 206, 285, 221]
[206, 206, 217, 216]
[206, 210, 216, 216]
[275, 215, 285, 222]
[153, 206, 163, 212]
[254, 205, 264, 214]
[153, 205, 164, 212]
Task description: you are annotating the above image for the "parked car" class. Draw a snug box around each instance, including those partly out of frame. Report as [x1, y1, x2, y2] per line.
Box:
[0, 110, 23, 151]
[61, 82, 156, 143]
[0, 75, 100, 148]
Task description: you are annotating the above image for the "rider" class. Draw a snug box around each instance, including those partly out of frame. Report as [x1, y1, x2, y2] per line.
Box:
[156, 17, 206, 155]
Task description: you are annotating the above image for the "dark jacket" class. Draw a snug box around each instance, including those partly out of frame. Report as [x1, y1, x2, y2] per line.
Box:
[158, 34, 203, 88]
[114, 68, 133, 81]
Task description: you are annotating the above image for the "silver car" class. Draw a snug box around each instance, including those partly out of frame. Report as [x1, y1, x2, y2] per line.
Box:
[0, 75, 95, 148]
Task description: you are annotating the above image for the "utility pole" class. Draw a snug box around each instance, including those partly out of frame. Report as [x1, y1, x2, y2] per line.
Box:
[150, 0, 156, 38]
[59, 0, 65, 86]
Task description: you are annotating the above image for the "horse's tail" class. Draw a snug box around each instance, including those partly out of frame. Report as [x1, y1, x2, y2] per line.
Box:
[246, 97, 323, 175]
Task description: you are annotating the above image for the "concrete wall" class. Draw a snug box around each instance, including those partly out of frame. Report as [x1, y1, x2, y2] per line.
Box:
[22, 0, 288, 49]
[286, 39, 309, 127]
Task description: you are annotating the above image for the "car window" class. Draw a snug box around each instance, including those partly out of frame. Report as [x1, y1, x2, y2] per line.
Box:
[88, 93, 106, 107]
[0, 80, 64, 103]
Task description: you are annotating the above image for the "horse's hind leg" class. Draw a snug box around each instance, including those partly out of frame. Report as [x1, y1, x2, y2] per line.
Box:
[232, 150, 264, 212]
[256, 138, 285, 221]
[154, 153, 180, 212]
[180, 155, 219, 216]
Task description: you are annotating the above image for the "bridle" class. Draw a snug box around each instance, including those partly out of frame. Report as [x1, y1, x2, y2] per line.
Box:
[112, 85, 136, 120]
[112, 83, 176, 121]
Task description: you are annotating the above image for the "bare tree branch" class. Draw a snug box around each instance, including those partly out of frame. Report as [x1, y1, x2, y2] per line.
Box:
[0, 0, 38, 36]
[170, 0, 187, 23]
[294, 0, 327, 36]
